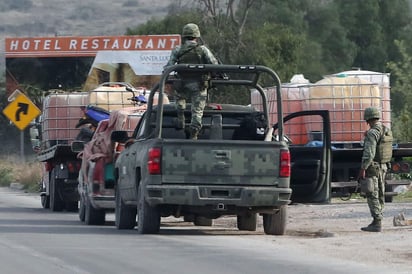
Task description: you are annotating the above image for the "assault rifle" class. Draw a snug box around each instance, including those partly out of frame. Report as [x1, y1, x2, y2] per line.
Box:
[198, 37, 229, 80]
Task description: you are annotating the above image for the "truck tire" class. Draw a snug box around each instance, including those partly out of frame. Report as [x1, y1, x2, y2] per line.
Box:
[385, 185, 394, 203]
[41, 194, 50, 209]
[50, 170, 64, 212]
[78, 195, 86, 222]
[137, 183, 160, 234]
[194, 216, 213, 226]
[115, 189, 136, 229]
[85, 196, 105, 225]
[237, 213, 257, 231]
[66, 201, 78, 212]
[263, 206, 287, 235]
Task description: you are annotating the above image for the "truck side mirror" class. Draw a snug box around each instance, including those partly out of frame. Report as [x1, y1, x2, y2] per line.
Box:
[29, 126, 41, 150]
[71, 141, 85, 153]
[111, 130, 129, 143]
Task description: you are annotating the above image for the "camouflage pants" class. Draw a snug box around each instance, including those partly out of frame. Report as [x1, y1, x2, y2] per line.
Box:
[365, 164, 387, 220]
[173, 80, 207, 131]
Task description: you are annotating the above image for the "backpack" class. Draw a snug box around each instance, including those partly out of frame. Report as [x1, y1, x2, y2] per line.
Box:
[176, 44, 207, 80]
[177, 44, 205, 64]
[374, 124, 393, 163]
[233, 112, 268, 140]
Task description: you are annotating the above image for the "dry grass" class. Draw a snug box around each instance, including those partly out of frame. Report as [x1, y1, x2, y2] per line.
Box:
[0, 156, 42, 192]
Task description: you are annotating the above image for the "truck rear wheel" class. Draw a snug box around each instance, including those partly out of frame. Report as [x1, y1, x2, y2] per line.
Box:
[50, 170, 64, 212]
[237, 213, 257, 231]
[115, 189, 136, 229]
[137, 183, 160, 234]
[263, 206, 287, 235]
[85, 196, 105, 225]
[194, 216, 213, 226]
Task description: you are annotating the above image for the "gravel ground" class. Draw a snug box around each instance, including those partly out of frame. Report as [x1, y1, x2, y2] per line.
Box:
[209, 198, 412, 273]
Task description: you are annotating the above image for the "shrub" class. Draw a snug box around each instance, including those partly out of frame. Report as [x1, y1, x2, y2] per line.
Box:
[0, 166, 13, 186]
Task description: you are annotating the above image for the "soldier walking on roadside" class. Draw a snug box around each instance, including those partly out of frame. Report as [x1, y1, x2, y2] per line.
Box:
[164, 23, 219, 139]
[358, 107, 393, 232]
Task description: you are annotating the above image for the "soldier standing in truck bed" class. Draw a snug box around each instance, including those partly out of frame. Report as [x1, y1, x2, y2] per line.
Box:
[165, 23, 219, 139]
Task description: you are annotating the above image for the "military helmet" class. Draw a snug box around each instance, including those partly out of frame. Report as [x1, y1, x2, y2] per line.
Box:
[182, 23, 200, 38]
[364, 107, 380, 121]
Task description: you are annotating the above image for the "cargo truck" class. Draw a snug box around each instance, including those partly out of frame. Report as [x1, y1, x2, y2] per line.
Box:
[251, 69, 411, 202]
[32, 82, 153, 212]
[33, 91, 89, 211]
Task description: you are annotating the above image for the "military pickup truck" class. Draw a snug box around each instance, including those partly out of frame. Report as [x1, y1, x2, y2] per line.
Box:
[112, 64, 332, 235]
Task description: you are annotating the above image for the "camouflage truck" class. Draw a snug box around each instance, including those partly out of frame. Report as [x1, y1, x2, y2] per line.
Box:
[112, 64, 332, 235]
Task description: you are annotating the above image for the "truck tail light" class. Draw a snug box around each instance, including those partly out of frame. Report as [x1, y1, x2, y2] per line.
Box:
[148, 148, 161, 174]
[45, 162, 53, 172]
[279, 149, 291, 177]
[391, 162, 410, 173]
[67, 162, 76, 173]
[66, 161, 81, 173]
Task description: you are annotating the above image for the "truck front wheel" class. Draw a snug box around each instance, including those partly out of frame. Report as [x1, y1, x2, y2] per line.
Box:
[78, 194, 85, 222]
[194, 216, 213, 226]
[41, 194, 50, 209]
[85, 196, 105, 225]
[137, 183, 160, 234]
[237, 213, 257, 231]
[263, 206, 287, 235]
[115, 189, 137, 229]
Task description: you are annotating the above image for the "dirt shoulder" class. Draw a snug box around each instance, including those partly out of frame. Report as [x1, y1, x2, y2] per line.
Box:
[258, 199, 412, 273]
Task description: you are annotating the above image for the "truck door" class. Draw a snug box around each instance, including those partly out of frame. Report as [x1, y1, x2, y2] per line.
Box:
[273, 110, 332, 203]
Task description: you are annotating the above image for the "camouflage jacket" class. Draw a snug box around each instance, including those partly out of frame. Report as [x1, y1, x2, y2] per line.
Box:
[361, 121, 383, 170]
[165, 40, 218, 67]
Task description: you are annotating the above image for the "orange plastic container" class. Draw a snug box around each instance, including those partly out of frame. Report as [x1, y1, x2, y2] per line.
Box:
[251, 70, 391, 146]
[41, 92, 89, 148]
[251, 85, 308, 144]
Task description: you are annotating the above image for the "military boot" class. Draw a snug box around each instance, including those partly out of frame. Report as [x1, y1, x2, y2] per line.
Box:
[361, 218, 382, 232]
[175, 112, 185, 129]
[189, 127, 199, 140]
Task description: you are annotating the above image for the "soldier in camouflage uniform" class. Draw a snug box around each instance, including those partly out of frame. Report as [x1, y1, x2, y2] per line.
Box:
[358, 107, 392, 232]
[165, 23, 218, 139]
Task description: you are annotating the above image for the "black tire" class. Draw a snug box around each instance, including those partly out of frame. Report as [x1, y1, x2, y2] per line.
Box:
[115, 189, 137, 229]
[237, 213, 257, 231]
[41, 194, 50, 209]
[66, 201, 78, 212]
[85, 195, 105, 225]
[137, 183, 160, 234]
[384, 184, 394, 203]
[263, 206, 287, 235]
[78, 195, 86, 222]
[194, 216, 213, 226]
[183, 215, 194, 222]
[50, 169, 64, 212]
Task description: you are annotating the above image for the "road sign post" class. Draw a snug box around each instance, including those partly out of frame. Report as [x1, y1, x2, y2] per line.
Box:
[2, 92, 41, 162]
[2, 92, 41, 131]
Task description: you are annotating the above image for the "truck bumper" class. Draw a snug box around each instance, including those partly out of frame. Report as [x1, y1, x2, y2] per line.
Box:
[145, 185, 292, 208]
[90, 195, 115, 209]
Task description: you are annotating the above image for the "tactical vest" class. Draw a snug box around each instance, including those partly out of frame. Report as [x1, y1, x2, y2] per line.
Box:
[177, 44, 207, 80]
[373, 124, 393, 163]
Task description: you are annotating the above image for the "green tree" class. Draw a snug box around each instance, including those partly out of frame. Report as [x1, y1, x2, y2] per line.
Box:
[387, 40, 412, 141]
[334, 0, 412, 72]
[304, 2, 357, 77]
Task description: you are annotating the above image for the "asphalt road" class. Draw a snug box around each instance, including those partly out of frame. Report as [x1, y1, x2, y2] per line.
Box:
[0, 187, 408, 274]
